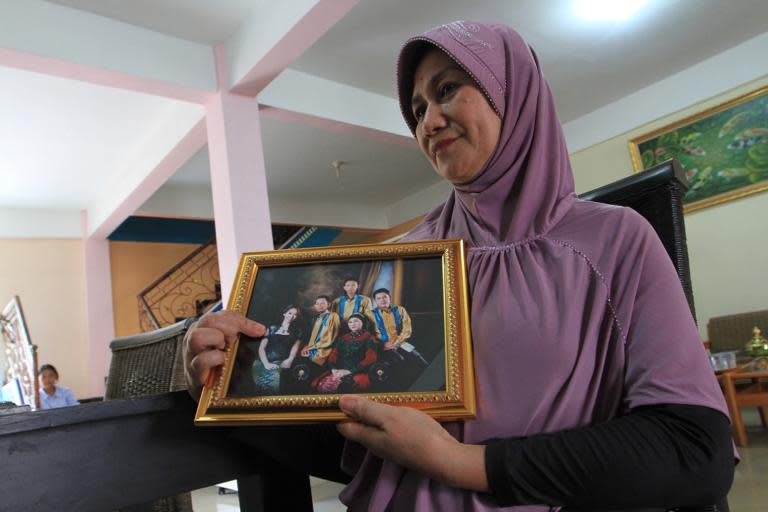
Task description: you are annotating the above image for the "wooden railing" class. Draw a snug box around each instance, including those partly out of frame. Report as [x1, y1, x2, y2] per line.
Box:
[138, 241, 221, 332]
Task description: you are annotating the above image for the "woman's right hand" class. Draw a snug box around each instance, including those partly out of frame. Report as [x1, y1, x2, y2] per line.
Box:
[183, 310, 266, 401]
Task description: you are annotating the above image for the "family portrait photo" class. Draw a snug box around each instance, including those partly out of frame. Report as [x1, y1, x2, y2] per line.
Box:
[226, 256, 446, 399]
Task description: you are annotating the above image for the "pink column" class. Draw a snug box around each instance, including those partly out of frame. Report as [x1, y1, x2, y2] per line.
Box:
[206, 90, 273, 303]
[81, 212, 116, 396]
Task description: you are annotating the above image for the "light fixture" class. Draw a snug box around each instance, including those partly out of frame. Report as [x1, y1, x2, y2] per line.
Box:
[573, 0, 651, 21]
[332, 160, 345, 179]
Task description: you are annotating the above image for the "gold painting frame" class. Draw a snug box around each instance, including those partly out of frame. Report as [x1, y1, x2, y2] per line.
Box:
[195, 239, 474, 425]
[628, 85, 768, 213]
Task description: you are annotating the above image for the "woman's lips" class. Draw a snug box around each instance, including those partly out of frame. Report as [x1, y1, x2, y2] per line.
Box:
[432, 137, 457, 159]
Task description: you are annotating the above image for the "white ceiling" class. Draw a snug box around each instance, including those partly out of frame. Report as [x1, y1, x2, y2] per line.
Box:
[52, 0, 768, 121]
[3, 0, 768, 232]
[290, 0, 768, 122]
[171, 116, 437, 207]
[0, 65, 201, 208]
[49, 0, 257, 45]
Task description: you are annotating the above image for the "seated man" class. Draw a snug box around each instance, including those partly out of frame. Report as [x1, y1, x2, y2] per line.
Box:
[302, 295, 340, 363]
[371, 288, 412, 349]
[370, 288, 426, 389]
[287, 295, 340, 393]
[332, 277, 373, 325]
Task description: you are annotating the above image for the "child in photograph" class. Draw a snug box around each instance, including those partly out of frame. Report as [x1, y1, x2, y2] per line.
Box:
[315, 314, 379, 394]
[251, 304, 303, 394]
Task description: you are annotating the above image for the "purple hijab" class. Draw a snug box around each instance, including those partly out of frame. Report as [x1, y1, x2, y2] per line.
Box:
[340, 21, 728, 511]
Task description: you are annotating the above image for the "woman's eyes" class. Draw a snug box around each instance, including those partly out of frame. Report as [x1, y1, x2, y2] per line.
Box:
[438, 82, 459, 98]
[412, 82, 460, 121]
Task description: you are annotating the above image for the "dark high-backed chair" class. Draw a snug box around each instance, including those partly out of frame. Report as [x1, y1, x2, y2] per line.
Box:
[579, 159, 696, 321]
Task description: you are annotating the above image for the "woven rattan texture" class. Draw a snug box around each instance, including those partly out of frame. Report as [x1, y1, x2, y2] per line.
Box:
[708, 309, 768, 353]
[105, 320, 194, 512]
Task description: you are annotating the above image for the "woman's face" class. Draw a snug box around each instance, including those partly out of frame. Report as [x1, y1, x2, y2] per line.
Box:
[283, 307, 298, 322]
[348, 316, 363, 333]
[411, 49, 501, 185]
[40, 369, 57, 390]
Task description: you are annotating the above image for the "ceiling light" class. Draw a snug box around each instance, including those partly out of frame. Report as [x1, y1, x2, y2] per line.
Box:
[573, 0, 651, 21]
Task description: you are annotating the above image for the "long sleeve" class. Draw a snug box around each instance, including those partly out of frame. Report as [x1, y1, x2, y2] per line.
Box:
[64, 387, 80, 406]
[484, 403, 734, 509]
[372, 307, 412, 345]
[307, 312, 340, 364]
[394, 306, 412, 345]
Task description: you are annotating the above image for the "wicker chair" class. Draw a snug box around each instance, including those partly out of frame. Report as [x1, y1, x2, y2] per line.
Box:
[105, 318, 195, 512]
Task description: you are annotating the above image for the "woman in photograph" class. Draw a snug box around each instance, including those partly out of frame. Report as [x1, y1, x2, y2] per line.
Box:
[38, 363, 79, 409]
[314, 314, 379, 394]
[252, 304, 303, 394]
[185, 21, 733, 511]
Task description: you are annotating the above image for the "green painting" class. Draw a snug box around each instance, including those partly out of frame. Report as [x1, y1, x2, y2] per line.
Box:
[629, 86, 768, 212]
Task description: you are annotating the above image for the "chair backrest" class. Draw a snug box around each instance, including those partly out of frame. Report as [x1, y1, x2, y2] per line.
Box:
[105, 319, 193, 400]
[707, 309, 768, 354]
[105, 318, 196, 512]
[579, 159, 696, 321]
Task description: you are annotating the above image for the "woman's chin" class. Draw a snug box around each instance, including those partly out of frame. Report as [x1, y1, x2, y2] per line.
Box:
[441, 169, 477, 185]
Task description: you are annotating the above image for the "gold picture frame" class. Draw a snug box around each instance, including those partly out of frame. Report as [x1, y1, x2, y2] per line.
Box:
[628, 85, 768, 213]
[195, 239, 475, 425]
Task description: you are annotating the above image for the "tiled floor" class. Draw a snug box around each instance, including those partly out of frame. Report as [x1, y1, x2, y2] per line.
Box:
[726, 408, 768, 511]
[190, 477, 346, 512]
[191, 409, 768, 511]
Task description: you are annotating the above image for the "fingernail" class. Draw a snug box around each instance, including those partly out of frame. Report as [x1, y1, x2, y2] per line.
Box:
[339, 395, 356, 415]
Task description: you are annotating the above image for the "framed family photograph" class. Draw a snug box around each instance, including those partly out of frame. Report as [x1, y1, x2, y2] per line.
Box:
[195, 239, 475, 425]
[629, 85, 768, 213]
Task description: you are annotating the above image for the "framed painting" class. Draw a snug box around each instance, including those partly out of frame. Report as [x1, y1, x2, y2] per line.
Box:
[195, 239, 475, 425]
[629, 85, 768, 213]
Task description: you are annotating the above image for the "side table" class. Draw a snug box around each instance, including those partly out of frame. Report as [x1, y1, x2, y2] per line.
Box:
[717, 359, 768, 446]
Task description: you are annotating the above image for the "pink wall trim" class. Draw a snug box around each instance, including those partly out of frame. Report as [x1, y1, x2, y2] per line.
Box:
[81, 211, 115, 396]
[91, 119, 208, 239]
[231, 0, 359, 96]
[213, 44, 229, 90]
[260, 105, 417, 148]
[0, 47, 213, 104]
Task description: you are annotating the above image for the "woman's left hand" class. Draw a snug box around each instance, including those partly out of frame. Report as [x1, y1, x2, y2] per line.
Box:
[336, 395, 489, 492]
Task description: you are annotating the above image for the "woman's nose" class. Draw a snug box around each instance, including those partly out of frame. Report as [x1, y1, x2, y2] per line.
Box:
[422, 102, 447, 134]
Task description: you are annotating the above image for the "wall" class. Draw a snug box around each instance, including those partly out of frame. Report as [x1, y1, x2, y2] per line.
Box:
[0, 239, 89, 398]
[570, 75, 768, 340]
[109, 241, 201, 337]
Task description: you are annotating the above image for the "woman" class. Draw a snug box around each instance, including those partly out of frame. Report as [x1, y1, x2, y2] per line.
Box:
[315, 314, 379, 394]
[185, 21, 733, 511]
[252, 304, 303, 394]
[38, 363, 79, 409]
